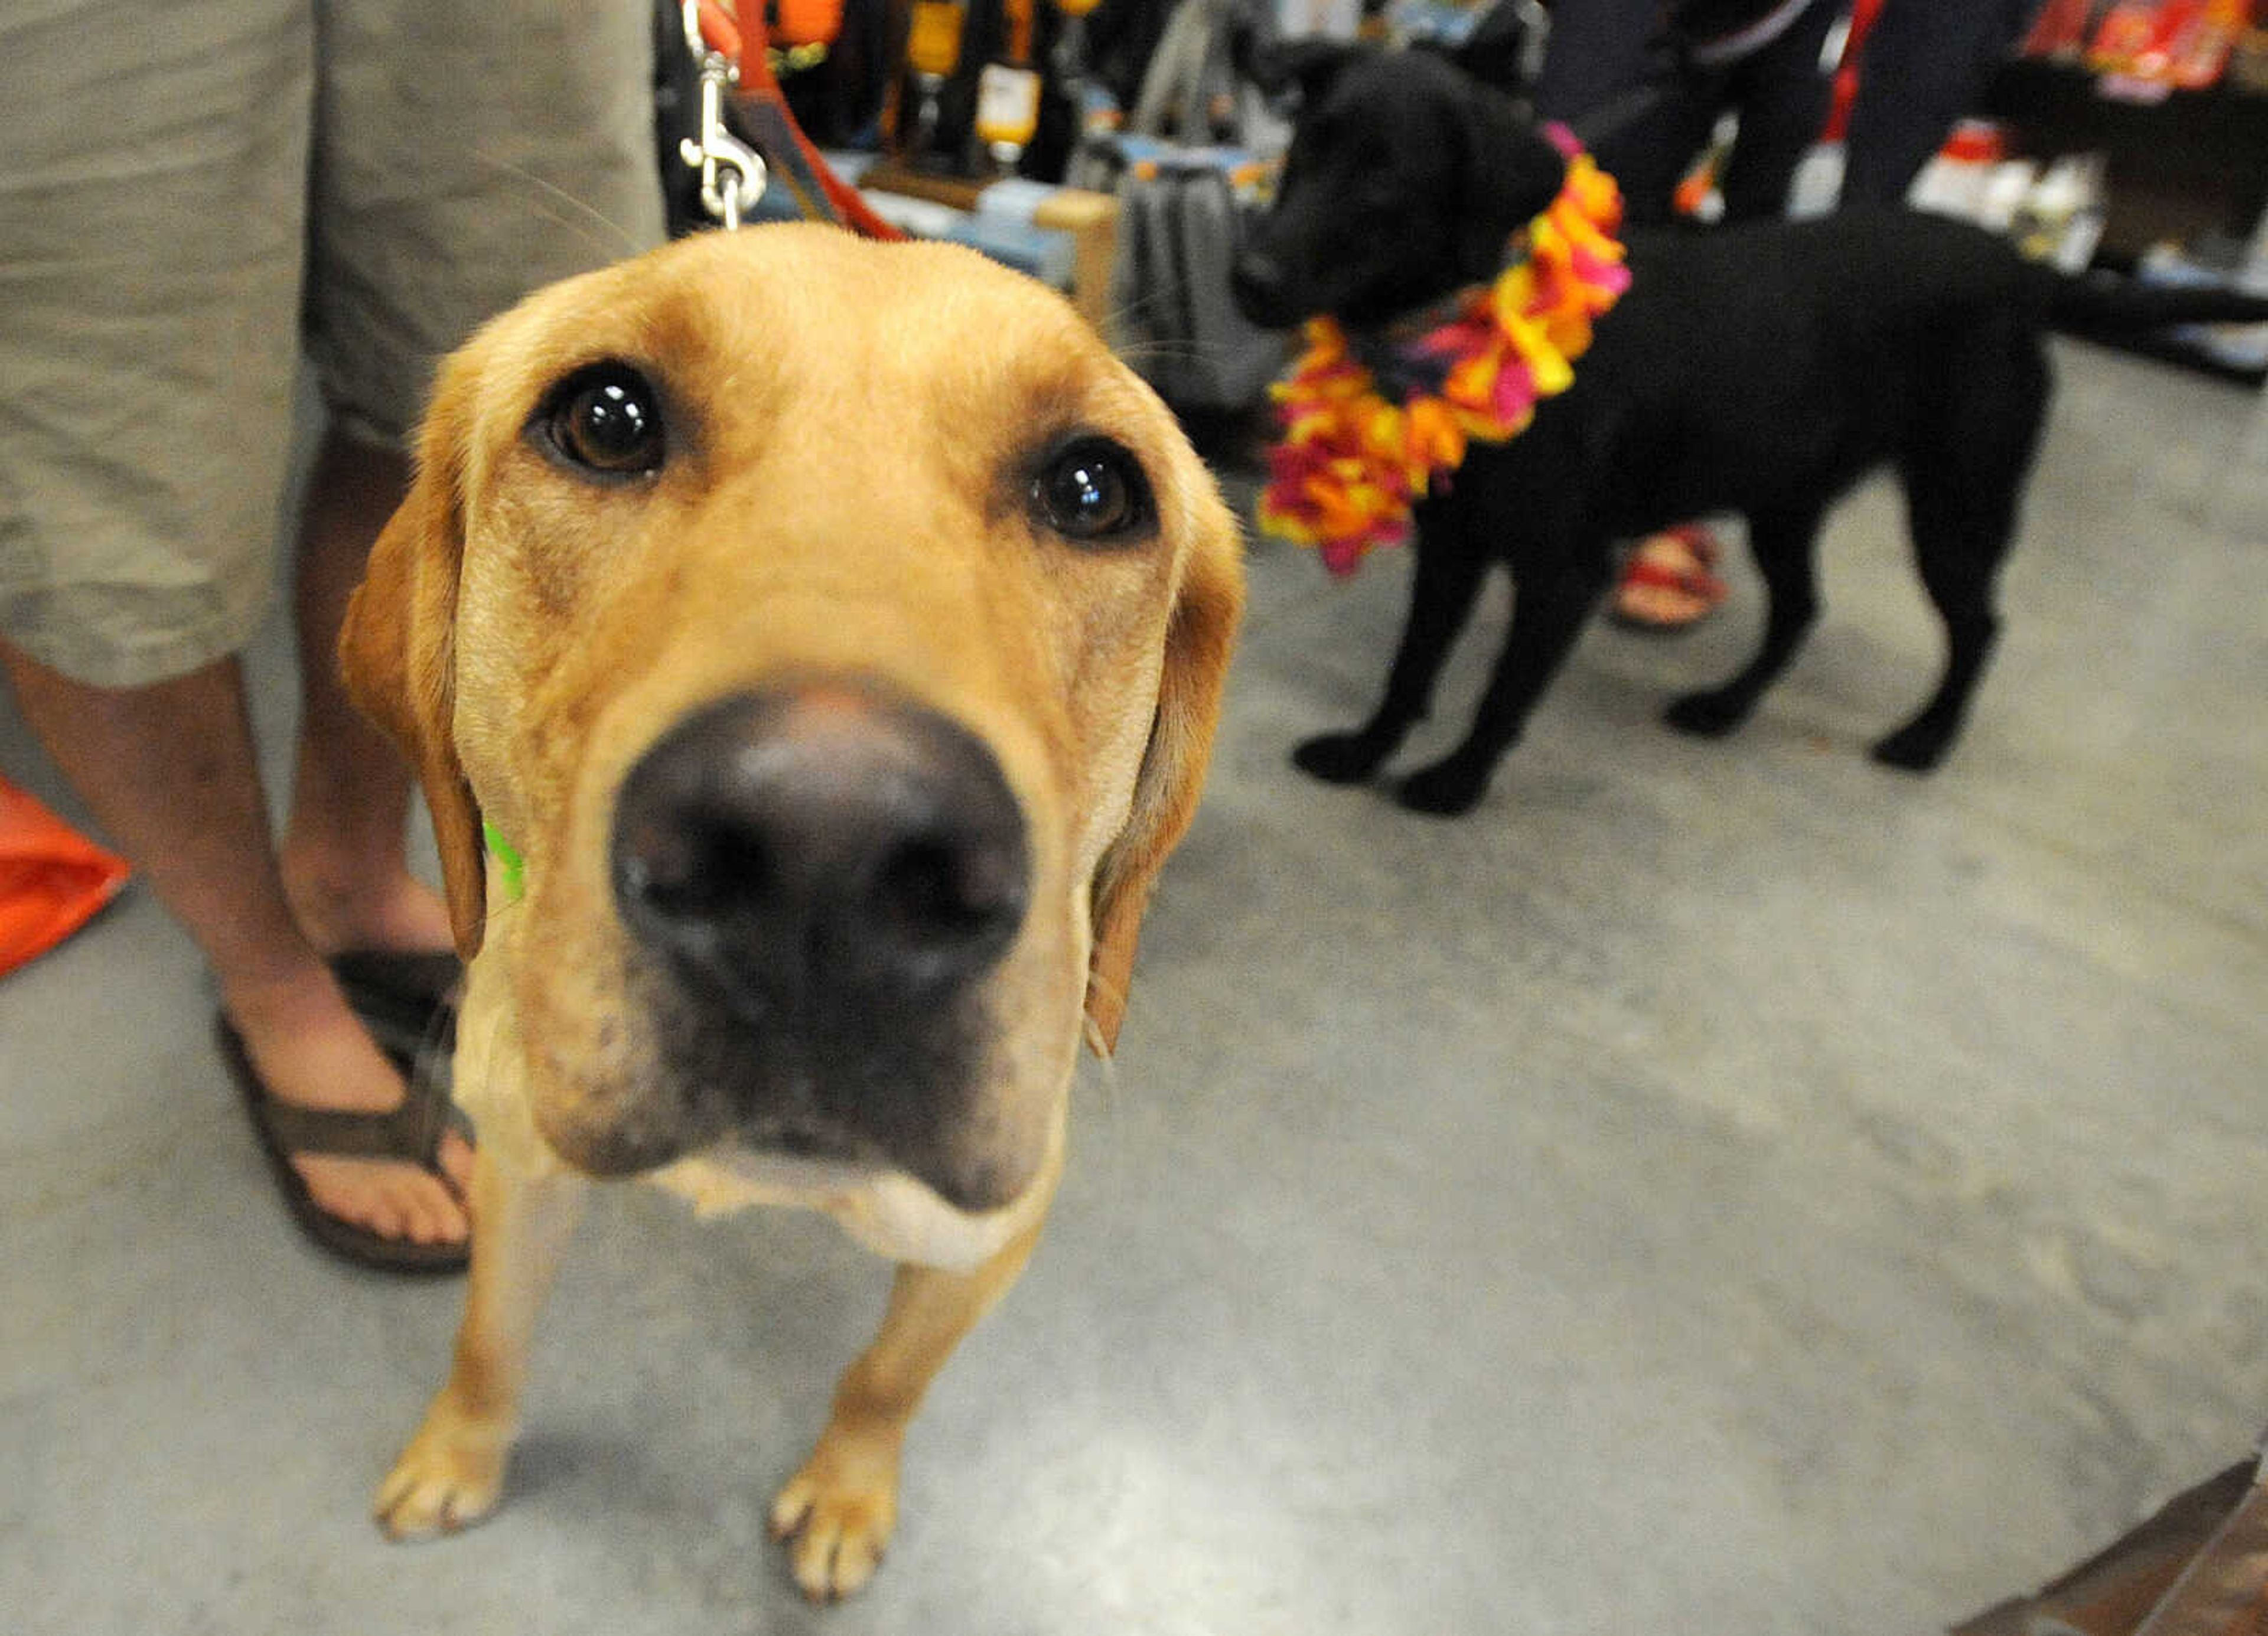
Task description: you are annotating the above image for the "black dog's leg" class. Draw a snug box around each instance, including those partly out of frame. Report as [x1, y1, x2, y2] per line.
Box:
[1873, 338, 2043, 771]
[1396, 556, 1611, 816]
[1293, 517, 1490, 784]
[1664, 502, 1825, 738]
[1872, 574, 1996, 771]
[1872, 476, 2016, 772]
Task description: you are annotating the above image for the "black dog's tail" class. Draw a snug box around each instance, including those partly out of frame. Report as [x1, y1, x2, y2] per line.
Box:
[2049, 269, 2268, 330]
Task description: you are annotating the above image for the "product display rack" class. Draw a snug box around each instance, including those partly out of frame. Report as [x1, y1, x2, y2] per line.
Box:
[1984, 54, 2268, 383]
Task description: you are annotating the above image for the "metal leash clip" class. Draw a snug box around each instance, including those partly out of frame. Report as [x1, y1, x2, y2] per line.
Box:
[680, 1, 767, 230]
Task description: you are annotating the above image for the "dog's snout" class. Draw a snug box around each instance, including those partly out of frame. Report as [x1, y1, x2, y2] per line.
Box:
[611, 686, 1030, 1009]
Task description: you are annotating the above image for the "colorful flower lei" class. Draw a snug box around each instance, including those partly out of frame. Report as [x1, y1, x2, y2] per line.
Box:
[1257, 125, 1631, 577]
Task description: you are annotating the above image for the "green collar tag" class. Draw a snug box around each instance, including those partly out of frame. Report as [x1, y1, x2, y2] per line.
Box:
[484, 820, 527, 904]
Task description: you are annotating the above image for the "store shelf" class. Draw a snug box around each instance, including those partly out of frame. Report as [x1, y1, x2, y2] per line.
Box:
[1983, 57, 2268, 385]
[1986, 58, 2268, 200]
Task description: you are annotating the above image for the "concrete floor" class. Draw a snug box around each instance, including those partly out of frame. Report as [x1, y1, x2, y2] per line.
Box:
[4, 338, 2263, 1635]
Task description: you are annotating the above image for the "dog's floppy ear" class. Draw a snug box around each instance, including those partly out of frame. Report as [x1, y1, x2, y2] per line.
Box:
[1241, 35, 1362, 104]
[338, 357, 488, 962]
[1084, 498, 1246, 1055]
[1455, 80, 1572, 285]
[1426, 0, 1539, 92]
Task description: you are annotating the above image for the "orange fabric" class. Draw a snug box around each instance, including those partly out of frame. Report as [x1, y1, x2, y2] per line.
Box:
[0, 775, 129, 977]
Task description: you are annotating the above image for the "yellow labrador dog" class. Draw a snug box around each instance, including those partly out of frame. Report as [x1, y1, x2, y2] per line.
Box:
[342, 223, 1243, 1601]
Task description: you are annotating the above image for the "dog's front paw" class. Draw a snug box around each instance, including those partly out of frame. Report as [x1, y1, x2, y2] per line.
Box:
[1292, 730, 1392, 784]
[1396, 760, 1489, 816]
[1663, 688, 1751, 738]
[373, 1407, 511, 1541]
[770, 1431, 904, 1602]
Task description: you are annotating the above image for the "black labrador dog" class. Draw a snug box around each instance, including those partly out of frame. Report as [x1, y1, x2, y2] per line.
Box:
[1233, 45, 2248, 816]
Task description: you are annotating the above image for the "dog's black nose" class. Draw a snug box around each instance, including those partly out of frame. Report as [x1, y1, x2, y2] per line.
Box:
[1231, 249, 1295, 328]
[611, 685, 1029, 1012]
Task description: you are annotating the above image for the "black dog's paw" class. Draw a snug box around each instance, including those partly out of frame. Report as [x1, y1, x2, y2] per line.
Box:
[1663, 689, 1751, 738]
[1871, 722, 1950, 773]
[1395, 761, 1489, 817]
[1293, 731, 1391, 784]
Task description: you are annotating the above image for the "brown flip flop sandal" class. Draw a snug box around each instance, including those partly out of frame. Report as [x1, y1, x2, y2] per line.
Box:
[218, 1018, 472, 1275]
[329, 949, 461, 1062]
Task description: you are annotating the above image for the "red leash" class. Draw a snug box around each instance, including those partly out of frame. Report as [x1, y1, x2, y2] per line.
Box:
[689, 0, 905, 241]
[1821, 0, 1885, 144]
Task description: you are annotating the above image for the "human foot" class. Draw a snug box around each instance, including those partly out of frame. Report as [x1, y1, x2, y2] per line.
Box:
[281, 860, 461, 1051]
[222, 965, 472, 1263]
[281, 850, 455, 959]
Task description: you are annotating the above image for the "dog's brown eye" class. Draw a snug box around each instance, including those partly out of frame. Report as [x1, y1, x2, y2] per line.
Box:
[1033, 437, 1152, 544]
[541, 363, 663, 478]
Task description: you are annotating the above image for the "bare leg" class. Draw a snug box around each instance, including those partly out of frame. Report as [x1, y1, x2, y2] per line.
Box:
[0, 645, 469, 1247]
[279, 426, 452, 957]
[770, 1179, 1060, 1601]
[376, 1151, 589, 1536]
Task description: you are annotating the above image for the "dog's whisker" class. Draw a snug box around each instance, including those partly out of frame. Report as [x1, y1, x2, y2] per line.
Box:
[472, 154, 647, 260]
[1101, 293, 1207, 337]
[1113, 338, 1225, 367]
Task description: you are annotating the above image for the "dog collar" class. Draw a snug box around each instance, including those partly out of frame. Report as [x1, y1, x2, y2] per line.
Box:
[484, 820, 527, 904]
[1258, 125, 1631, 578]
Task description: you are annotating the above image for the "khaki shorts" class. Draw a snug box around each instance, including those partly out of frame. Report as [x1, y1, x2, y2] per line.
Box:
[0, 1, 666, 686]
